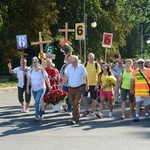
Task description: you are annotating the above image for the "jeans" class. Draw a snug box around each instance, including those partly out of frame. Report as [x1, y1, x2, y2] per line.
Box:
[62, 85, 72, 112]
[32, 88, 46, 117]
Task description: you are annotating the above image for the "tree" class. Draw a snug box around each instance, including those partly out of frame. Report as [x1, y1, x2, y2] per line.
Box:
[0, 0, 58, 74]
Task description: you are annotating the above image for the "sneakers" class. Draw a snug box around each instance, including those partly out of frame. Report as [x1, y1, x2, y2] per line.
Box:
[71, 120, 76, 125]
[145, 115, 149, 121]
[21, 106, 29, 113]
[67, 112, 72, 116]
[34, 116, 43, 121]
[96, 112, 103, 119]
[24, 108, 29, 113]
[133, 117, 140, 122]
[82, 110, 90, 117]
[21, 106, 26, 113]
[108, 112, 113, 117]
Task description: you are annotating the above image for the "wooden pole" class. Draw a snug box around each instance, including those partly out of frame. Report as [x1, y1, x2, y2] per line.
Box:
[105, 47, 107, 62]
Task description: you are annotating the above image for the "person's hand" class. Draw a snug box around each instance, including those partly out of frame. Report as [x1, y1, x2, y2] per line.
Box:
[101, 85, 106, 90]
[8, 63, 12, 69]
[130, 89, 134, 95]
[94, 85, 98, 91]
[85, 85, 89, 92]
[49, 86, 52, 92]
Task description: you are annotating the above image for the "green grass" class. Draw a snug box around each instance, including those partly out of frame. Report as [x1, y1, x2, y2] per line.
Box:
[0, 81, 17, 88]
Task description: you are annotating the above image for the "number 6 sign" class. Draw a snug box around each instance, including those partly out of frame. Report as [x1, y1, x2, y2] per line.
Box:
[75, 23, 85, 40]
[102, 32, 113, 48]
[16, 35, 28, 49]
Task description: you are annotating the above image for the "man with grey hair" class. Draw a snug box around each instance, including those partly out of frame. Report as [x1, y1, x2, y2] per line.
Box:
[64, 55, 89, 125]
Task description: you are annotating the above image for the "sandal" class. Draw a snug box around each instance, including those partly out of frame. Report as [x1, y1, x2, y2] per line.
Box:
[82, 110, 90, 117]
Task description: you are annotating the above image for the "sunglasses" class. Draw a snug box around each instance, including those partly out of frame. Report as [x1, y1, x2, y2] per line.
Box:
[138, 61, 144, 64]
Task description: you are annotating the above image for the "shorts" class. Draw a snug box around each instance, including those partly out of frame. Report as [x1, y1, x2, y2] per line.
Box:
[135, 96, 150, 106]
[82, 85, 97, 100]
[121, 88, 134, 102]
[100, 89, 114, 99]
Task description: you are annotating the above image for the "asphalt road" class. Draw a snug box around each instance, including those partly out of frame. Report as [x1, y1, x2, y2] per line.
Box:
[0, 87, 150, 150]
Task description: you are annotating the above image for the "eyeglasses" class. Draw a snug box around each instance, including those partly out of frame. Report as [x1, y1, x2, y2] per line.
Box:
[138, 61, 144, 64]
[126, 62, 131, 65]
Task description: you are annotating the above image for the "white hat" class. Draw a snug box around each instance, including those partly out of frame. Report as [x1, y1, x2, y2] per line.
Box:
[137, 58, 144, 62]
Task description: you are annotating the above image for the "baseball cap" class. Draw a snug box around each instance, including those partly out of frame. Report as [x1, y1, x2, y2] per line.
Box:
[137, 58, 144, 62]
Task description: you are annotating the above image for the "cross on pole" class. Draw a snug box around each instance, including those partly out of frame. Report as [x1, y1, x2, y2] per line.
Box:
[58, 22, 75, 40]
[31, 32, 51, 53]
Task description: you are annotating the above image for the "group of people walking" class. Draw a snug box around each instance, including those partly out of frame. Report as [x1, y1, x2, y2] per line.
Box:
[8, 54, 150, 124]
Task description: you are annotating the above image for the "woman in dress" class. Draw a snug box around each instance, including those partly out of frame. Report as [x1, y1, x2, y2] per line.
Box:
[26, 57, 51, 121]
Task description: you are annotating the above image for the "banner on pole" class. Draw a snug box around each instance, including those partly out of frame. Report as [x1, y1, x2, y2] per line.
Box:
[75, 23, 85, 40]
[16, 35, 28, 49]
[102, 33, 113, 48]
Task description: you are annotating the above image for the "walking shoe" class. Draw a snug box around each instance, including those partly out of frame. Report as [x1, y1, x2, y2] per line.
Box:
[108, 112, 113, 117]
[21, 106, 26, 113]
[71, 119, 76, 125]
[24, 108, 29, 113]
[42, 111, 46, 114]
[145, 115, 149, 121]
[90, 112, 95, 117]
[133, 117, 140, 122]
[67, 111, 72, 116]
[82, 110, 90, 117]
[96, 112, 103, 119]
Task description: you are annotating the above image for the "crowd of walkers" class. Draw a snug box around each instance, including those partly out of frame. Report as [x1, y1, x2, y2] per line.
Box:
[8, 54, 150, 124]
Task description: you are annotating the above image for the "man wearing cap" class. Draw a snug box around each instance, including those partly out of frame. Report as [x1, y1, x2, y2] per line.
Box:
[130, 59, 150, 122]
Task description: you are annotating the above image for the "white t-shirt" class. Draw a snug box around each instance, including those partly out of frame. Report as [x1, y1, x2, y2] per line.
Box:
[13, 66, 30, 88]
[28, 68, 48, 91]
[65, 64, 87, 88]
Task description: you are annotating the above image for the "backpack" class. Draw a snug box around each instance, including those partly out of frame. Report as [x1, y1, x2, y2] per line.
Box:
[61, 64, 67, 74]
[84, 61, 98, 73]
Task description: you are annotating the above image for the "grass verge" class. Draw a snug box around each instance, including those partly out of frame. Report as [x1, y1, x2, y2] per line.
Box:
[0, 81, 17, 88]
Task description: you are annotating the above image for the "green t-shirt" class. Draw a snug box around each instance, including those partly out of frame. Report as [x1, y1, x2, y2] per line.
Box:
[121, 70, 132, 90]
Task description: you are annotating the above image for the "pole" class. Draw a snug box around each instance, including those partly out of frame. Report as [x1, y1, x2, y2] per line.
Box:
[22, 48, 25, 84]
[141, 24, 143, 58]
[105, 47, 107, 62]
[84, 0, 86, 62]
[79, 40, 82, 59]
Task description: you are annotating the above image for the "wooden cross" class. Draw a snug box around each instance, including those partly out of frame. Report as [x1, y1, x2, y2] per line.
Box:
[58, 22, 75, 40]
[31, 32, 51, 53]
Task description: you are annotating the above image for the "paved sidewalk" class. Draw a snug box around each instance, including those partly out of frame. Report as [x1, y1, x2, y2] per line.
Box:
[0, 87, 150, 150]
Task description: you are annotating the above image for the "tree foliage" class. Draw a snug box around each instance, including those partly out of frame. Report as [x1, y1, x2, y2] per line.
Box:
[0, 0, 150, 74]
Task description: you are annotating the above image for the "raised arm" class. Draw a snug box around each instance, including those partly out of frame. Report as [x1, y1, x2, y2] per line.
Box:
[7, 63, 14, 74]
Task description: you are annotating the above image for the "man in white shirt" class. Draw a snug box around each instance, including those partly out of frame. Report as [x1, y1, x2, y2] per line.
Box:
[8, 58, 31, 113]
[64, 55, 89, 125]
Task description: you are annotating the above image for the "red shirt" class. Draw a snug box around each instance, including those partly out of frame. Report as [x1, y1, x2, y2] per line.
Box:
[45, 67, 57, 89]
